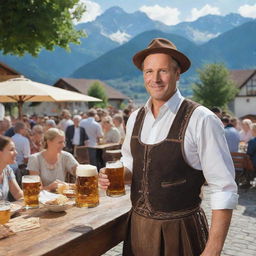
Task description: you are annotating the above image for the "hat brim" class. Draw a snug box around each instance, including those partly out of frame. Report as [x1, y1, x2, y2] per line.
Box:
[133, 48, 191, 74]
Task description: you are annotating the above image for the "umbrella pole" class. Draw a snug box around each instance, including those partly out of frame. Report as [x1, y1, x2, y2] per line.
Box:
[18, 101, 23, 119]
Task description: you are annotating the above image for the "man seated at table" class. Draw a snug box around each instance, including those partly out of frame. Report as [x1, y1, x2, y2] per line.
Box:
[11, 121, 31, 186]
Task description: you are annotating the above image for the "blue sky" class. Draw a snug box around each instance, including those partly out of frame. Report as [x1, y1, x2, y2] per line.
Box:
[78, 0, 256, 25]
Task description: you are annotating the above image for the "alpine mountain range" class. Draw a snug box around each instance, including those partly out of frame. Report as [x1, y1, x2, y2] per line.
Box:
[1, 6, 255, 99]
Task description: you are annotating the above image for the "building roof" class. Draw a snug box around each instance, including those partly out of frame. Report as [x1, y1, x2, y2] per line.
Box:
[53, 78, 129, 100]
[229, 69, 256, 89]
[0, 62, 20, 76]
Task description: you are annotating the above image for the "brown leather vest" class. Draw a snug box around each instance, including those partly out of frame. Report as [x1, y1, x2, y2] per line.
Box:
[130, 99, 205, 219]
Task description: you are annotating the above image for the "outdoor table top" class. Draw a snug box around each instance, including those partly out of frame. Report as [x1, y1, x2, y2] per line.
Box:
[90, 143, 121, 150]
[0, 188, 131, 256]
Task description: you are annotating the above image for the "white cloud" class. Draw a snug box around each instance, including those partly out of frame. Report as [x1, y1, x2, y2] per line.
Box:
[107, 31, 131, 44]
[186, 4, 221, 22]
[78, 0, 103, 23]
[188, 27, 220, 43]
[238, 4, 256, 18]
[139, 5, 180, 25]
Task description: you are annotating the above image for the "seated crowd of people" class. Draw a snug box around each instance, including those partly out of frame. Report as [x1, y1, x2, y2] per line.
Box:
[1, 104, 256, 202]
[211, 107, 256, 172]
[0, 106, 131, 201]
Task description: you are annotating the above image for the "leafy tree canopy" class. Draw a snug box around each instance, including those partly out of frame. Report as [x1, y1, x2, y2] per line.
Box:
[192, 63, 238, 109]
[88, 82, 108, 108]
[0, 0, 86, 56]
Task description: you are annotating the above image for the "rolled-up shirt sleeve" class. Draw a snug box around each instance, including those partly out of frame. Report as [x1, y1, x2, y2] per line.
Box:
[196, 113, 239, 209]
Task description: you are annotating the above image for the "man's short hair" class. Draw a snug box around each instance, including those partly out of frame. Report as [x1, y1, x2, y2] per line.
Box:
[14, 122, 26, 133]
[87, 109, 97, 117]
[221, 117, 230, 125]
[210, 107, 222, 114]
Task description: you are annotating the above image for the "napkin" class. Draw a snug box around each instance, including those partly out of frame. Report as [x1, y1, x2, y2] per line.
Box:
[39, 190, 61, 204]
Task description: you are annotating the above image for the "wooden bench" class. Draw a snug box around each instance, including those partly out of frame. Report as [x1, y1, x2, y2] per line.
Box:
[231, 152, 254, 186]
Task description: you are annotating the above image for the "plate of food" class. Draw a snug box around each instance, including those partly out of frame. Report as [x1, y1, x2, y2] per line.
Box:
[42, 194, 73, 212]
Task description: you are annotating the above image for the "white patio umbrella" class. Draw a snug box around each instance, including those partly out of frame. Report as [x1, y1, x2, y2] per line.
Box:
[0, 77, 101, 118]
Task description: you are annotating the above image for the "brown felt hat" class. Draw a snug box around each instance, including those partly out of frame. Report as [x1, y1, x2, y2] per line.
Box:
[133, 38, 191, 73]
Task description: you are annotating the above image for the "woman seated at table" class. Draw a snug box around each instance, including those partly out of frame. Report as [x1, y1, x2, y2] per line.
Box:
[27, 128, 78, 191]
[101, 116, 121, 144]
[0, 135, 23, 201]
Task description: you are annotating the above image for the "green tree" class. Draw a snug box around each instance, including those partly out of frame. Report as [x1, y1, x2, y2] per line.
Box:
[192, 63, 238, 109]
[0, 0, 86, 56]
[88, 82, 108, 108]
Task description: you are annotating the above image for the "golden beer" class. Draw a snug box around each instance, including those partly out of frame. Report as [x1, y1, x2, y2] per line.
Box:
[106, 161, 125, 197]
[76, 165, 99, 208]
[22, 175, 41, 209]
[0, 201, 11, 224]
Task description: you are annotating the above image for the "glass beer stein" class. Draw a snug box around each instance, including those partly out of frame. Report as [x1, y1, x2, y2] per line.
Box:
[76, 164, 99, 208]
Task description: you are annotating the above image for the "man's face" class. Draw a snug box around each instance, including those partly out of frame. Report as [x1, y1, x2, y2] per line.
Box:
[143, 53, 180, 103]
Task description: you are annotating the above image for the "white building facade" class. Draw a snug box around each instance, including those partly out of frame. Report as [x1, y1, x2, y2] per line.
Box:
[229, 70, 256, 118]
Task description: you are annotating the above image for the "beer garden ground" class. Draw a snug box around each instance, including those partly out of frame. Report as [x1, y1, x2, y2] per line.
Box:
[104, 185, 256, 256]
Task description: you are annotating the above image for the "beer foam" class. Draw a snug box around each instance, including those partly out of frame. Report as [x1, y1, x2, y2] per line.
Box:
[22, 175, 40, 183]
[76, 164, 97, 177]
[0, 205, 10, 211]
[106, 161, 123, 169]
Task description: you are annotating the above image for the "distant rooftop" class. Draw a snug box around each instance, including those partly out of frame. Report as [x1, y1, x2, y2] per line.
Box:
[229, 69, 256, 88]
[54, 78, 129, 100]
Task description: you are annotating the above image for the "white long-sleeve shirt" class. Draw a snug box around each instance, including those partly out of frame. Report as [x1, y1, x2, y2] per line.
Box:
[121, 90, 238, 210]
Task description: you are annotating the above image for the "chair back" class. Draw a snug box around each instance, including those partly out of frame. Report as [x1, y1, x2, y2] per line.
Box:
[231, 152, 254, 171]
[231, 152, 248, 171]
[231, 152, 255, 186]
[74, 146, 90, 164]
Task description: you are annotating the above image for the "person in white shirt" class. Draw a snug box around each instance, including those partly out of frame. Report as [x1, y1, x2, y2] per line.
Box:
[58, 109, 74, 132]
[99, 38, 238, 256]
[80, 109, 103, 166]
[11, 122, 31, 171]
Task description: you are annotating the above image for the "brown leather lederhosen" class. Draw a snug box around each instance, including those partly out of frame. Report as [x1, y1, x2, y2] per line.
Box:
[123, 99, 209, 256]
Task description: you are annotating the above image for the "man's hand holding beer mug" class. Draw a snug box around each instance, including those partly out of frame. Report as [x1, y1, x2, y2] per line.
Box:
[99, 160, 128, 197]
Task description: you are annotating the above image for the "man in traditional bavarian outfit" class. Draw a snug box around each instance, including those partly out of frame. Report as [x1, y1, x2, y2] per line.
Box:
[99, 38, 238, 256]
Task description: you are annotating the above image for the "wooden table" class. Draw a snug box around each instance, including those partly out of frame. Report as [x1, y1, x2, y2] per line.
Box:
[0, 188, 131, 256]
[91, 143, 121, 150]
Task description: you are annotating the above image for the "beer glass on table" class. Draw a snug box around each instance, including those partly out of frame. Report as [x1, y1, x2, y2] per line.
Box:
[22, 175, 41, 209]
[106, 160, 125, 197]
[0, 201, 11, 224]
[76, 164, 99, 208]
